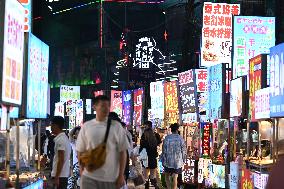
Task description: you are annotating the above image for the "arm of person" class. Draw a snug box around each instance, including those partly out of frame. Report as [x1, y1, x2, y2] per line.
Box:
[117, 150, 127, 185]
[54, 150, 64, 187]
[76, 127, 86, 175]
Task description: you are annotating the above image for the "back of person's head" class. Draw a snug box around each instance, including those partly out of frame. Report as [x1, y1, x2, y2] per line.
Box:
[144, 121, 153, 129]
[51, 116, 65, 130]
[93, 95, 110, 105]
[170, 123, 180, 133]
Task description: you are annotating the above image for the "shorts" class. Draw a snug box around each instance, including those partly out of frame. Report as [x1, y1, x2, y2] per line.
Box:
[142, 156, 157, 169]
[164, 167, 182, 175]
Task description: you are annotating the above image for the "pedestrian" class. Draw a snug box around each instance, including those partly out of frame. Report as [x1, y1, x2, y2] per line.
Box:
[161, 123, 186, 189]
[139, 121, 162, 189]
[50, 116, 72, 189]
[76, 95, 130, 189]
[67, 126, 81, 189]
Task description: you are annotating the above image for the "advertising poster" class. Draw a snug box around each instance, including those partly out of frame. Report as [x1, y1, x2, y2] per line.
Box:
[18, 0, 32, 32]
[150, 81, 164, 119]
[200, 122, 212, 157]
[233, 16, 275, 78]
[196, 69, 208, 113]
[269, 43, 284, 117]
[110, 90, 122, 118]
[122, 90, 133, 125]
[1, 0, 25, 105]
[207, 64, 224, 120]
[178, 70, 195, 114]
[241, 169, 254, 189]
[230, 77, 243, 117]
[66, 100, 76, 129]
[183, 158, 195, 184]
[27, 33, 49, 118]
[165, 81, 179, 124]
[133, 88, 144, 126]
[60, 85, 80, 102]
[255, 88, 270, 119]
[201, 2, 240, 67]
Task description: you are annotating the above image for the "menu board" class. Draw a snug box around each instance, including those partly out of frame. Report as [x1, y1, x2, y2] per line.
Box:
[230, 77, 244, 117]
[178, 70, 195, 114]
[201, 2, 240, 67]
[133, 88, 144, 126]
[26, 33, 49, 118]
[122, 90, 133, 125]
[165, 81, 179, 124]
[60, 85, 80, 102]
[110, 90, 122, 118]
[1, 0, 25, 105]
[150, 81, 164, 119]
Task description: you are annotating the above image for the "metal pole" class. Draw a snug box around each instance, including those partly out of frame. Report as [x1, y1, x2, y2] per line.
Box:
[272, 119, 276, 164]
[5, 106, 11, 178]
[15, 119, 20, 189]
[37, 120, 41, 171]
[276, 118, 279, 161]
[246, 121, 250, 160]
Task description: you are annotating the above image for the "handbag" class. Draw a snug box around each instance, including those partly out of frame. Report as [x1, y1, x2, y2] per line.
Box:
[79, 118, 112, 172]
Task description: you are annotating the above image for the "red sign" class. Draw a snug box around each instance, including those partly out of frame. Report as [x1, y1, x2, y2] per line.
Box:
[110, 90, 122, 118]
[94, 90, 104, 97]
[196, 69, 208, 93]
[165, 81, 179, 124]
[133, 88, 144, 126]
[249, 55, 262, 121]
[201, 122, 211, 156]
[241, 169, 254, 189]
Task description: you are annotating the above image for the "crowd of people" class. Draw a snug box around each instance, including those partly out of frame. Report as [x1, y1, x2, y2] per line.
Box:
[43, 95, 187, 189]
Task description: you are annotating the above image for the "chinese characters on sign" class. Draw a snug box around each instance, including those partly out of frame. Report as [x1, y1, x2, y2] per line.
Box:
[54, 102, 64, 117]
[178, 70, 195, 114]
[1, 0, 25, 105]
[201, 2, 240, 67]
[60, 85, 80, 102]
[133, 37, 155, 69]
[241, 169, 253, 189]
[230, 162, 240, 189]
[18, 0, 31, 32]
[196, 69, 208, 113]
[233, 16, 275, 78]
[110, 90, 123, 118]
[230, 77, 243, 117]
[200, 122, 211, 157]
[269, 43, 284, 117]
[183, 159, 195, 184]
[122, 90, 133, 125]
[165, 81, 179, 124]
[150, 81, 164, 119]
[255, 88, 270, 119]
[133, 88, 144, 126]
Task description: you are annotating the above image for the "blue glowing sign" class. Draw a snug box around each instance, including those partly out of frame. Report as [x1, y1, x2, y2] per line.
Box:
[122, 90, 133, 125]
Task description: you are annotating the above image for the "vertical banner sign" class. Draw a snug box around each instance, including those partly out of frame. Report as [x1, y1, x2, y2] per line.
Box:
[201, 2, 240, 67]
[110, 90, 123, 118]
[122, 90, 132, 125]
[178, 70, 195, 114]
[85, 99, 92, 115]
[60, 85, 80, 102]
[18, 0, 32, 32]
[230, 162, 240, 189]
[27, 33, 49, 118]
[207, 64, 224, 120]
[133, 88, 144, 126]
[249, 55, 265, 121]
[200, 122, 212, 157]
[1, 0, 25, 105]
[196, 69, 208, 113]
[150, 81, 164, 119]
[233, 16, 275, 78]
[165, 81, 179, 124]
[241, 169, 253, 189]
[255, 88, 270, 119]
[269, 43, 284, 117]
[54, 102, 64, 117]
[183, 159, 195, 184]
[76, 99, 84, 127]
[230, 78, 243, 117]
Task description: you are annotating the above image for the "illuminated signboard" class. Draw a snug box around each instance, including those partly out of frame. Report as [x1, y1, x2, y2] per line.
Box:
[200, 122, 212, 157]
[133, 88, 144, 126]
[122, 90, 133, 125]
[60, 85, 80, 102]
[241, 169, 253, 189]
[230, 77, 244, 117]
[150, 81, 164, 119]
[196, 69, 208, 113]
[269, 43, 284, 117]
[198, 158, 212, 184]
[249, 55, 268, 121]
[110, 90, 122, 118]
[207, 64, 225, 120]
[201, 2, 240, 67]
[206, 164, 226, 188]
[233, 16, 275, 78]
[178, 70, 195, 114]
[27, 33, 49, 118]
[76, 99, 84, 127]
[253, 172, 269, 189]
[255, 88, 270, 119]
[183, 159, 195, 184]
[54, 102, 65, 117]
[23, 179, 44, 189]
[85, 99, 92, 115]
[230, 162, 240, 189]
[18, 0, 32, 32]
[0, 0, 25, 105]
[165, 81, 179, 124]
[94, 90, 104, 97]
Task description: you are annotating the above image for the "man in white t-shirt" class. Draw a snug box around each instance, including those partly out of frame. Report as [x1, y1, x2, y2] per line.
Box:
[50, 116, 71, 189]
[76, 95, 130, 189]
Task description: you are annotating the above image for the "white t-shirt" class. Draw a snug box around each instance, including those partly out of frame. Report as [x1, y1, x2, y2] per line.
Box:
[51, 132, 71, 178]
[76, 119, 130, 182]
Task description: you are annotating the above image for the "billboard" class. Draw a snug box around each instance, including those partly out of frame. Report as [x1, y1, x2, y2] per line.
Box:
[207, 64, 225, 120]
[133, 88, 144, 126]
[201, 2, 240, 67]
[26, 33, 49, 118]
[60, 85, 80, 102]
[122, 90, 133, 125]
[230, 77, 244, 117]
[269, 43, 284, 117]
[255, 88, 270, 119]
[150, 81, 164, 119]
[178, 70, 195, 114]
[165, 81, 179, 124]
[110, 90, 122, 118]
[0, 0, 25, 105]
[233, 16, 275, 78]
